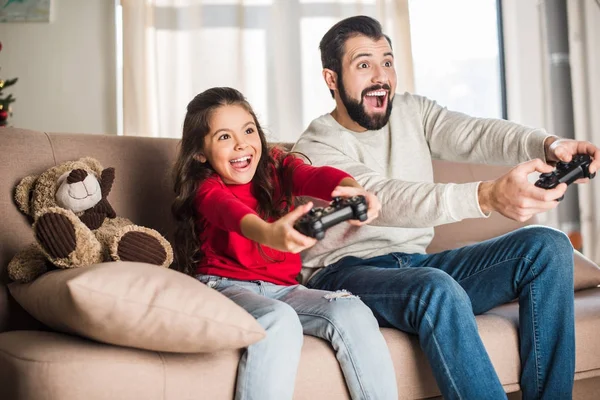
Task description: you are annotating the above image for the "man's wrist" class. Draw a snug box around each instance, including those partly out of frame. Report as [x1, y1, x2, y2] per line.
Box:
[477, 181, 494, 214]
[543, 136, 560, 163]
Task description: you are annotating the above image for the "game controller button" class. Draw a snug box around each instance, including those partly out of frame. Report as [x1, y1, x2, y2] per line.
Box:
[539, 172, 554, 178]
[312, 223, 323, 231]
[331, 196, 343, 204]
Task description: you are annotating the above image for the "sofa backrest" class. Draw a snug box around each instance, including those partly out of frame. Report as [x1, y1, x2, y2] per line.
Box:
[0, 127, 530, 332]
[1, 128, 180, 332]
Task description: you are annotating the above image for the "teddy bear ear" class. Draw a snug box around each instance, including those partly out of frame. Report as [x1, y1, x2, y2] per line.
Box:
[78, 157, 104, 176]
[14, 175, 39, 216]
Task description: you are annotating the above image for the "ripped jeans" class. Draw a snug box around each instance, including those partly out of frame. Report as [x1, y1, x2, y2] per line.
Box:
[196, 275, 398, 400]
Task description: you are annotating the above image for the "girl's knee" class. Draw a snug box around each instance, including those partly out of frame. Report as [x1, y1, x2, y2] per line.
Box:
[271, 302, 303, 330]
[259, 302, 303, 342]
[248, 303, 303, 371]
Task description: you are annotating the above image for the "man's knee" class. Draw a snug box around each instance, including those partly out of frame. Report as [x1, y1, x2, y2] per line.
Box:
[517, 225, 574, 260]
[519, 225, 571, 245]
[511, 226, 574, 285]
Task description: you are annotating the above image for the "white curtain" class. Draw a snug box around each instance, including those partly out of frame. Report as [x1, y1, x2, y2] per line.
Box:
[567, 0, 600, 264]
[121, 0, 414, 142]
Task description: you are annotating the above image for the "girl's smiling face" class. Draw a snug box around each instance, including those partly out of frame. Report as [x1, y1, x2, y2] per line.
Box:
[197, 104, 263, 185]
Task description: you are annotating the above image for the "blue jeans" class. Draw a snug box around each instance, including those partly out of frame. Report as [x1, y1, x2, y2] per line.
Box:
[196, 275, 398, 400]
[306, 225, 575, 400]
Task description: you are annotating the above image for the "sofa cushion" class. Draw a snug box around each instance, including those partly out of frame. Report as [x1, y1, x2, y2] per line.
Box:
[7, 262, 265, 353]
[2, 289, 599, 400]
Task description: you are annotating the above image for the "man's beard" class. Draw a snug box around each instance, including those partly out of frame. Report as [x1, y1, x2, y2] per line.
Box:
[338, 76, 393, 131]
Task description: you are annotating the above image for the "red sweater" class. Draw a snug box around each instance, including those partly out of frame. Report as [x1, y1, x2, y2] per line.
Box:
[194, 150, 351, 285]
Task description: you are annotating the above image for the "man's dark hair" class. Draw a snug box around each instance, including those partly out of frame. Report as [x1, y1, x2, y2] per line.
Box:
[319, 15, 392, 98]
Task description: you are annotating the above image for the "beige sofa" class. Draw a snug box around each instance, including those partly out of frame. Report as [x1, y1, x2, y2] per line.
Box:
[1, 127, 599, 399]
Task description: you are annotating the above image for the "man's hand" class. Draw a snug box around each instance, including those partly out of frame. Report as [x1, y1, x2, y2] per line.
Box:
[478, 159, 567, 222]
[331, 183, 381, 226]
[545, 137, 600, 176]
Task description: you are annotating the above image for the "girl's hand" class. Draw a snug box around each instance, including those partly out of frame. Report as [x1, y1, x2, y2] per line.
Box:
[330, 185, 381, 226]
[265, 202, 318, 253]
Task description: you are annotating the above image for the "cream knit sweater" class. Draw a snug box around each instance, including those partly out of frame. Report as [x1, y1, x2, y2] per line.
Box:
[292, 92, 550, 283]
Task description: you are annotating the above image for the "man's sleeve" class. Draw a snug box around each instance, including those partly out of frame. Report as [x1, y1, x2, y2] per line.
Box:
[284, 155, 351, 200]
[414, 95, 550, 164]
[194, 179, 258, 235]
[293, 140, 486, 228]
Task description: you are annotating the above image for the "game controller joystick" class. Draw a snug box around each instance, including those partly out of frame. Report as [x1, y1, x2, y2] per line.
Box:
[535, 154, 596, 201]
[294, 195, 368, 240]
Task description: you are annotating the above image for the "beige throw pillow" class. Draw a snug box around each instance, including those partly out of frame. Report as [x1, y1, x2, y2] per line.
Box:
[8, 262, 265, 353]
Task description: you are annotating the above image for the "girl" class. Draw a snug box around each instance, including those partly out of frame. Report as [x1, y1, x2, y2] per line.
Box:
[172, 87, 397, 400]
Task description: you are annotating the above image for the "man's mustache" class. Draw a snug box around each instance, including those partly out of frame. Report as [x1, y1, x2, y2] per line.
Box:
[361, 84, 391, 98]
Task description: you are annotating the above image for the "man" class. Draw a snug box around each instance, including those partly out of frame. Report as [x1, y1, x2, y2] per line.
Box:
[292, 15, 600, 400]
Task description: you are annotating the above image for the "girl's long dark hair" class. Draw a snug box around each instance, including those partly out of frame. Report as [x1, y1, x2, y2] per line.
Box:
[172, 87, 295, 275]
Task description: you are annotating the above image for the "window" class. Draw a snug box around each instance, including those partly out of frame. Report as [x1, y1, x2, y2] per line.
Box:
[408, 0, 506, 118]
[117, 0, 505, 138]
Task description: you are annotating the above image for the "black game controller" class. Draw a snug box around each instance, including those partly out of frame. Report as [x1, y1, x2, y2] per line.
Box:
[294, 195, 368, 240]
[535, 154, 596, 201]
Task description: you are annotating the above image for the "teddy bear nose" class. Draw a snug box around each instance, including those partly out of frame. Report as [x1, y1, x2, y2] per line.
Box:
[67, 169, 88, 184]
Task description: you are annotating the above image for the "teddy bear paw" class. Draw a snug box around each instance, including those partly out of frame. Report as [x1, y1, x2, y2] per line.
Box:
[117, 231, 169, 266]
[35, 212, 77, 259]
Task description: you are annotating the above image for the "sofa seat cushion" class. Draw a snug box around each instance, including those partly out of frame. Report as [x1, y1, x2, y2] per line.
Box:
[7, 262, 265, 353]
[0, 330, 351, 400]
[1, 289, 598, 400]
[0, 330, 240, 400]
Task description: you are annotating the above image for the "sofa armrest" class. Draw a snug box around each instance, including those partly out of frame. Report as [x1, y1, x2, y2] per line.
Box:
[574, 250, 600, 291]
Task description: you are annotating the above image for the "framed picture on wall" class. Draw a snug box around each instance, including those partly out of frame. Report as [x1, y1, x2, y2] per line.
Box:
[0, 0, 51, 23]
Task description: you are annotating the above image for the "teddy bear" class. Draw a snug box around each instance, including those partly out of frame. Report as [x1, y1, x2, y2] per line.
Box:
[8, 157, 174, 283]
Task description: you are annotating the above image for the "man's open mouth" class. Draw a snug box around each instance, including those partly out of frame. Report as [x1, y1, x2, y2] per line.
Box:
[363, 89, 388, 110]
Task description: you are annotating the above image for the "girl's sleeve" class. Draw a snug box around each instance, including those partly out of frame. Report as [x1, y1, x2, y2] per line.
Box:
[194, 178, 257, 235]
[284, 155, 351, 200]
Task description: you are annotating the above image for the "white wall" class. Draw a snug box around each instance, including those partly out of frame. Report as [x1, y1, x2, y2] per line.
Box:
[0, 0, 116, 134]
